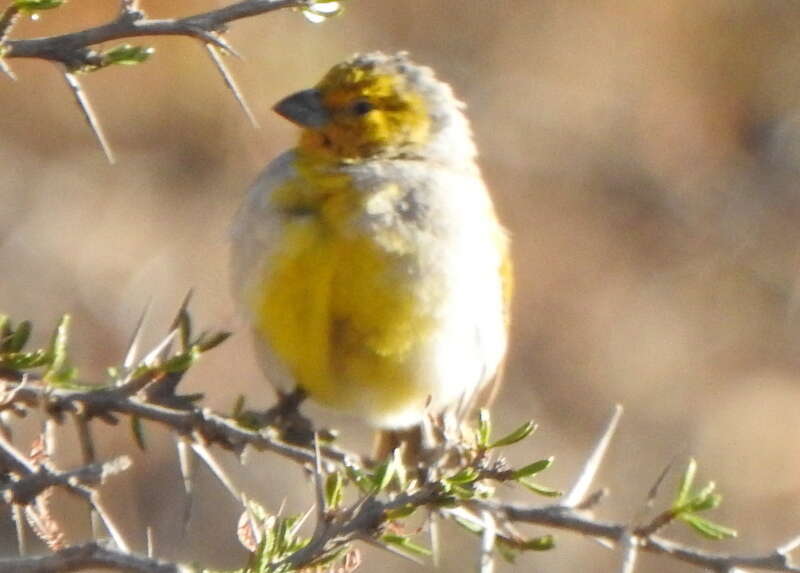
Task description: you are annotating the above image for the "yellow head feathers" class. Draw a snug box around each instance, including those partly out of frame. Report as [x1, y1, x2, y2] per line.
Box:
[274, 52, 472, 162]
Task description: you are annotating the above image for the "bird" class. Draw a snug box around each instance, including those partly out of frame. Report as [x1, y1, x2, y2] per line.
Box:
[230, 51, 511, 462]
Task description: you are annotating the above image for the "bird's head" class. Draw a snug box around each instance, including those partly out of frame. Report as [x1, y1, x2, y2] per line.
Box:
[274, 52, 475, 162]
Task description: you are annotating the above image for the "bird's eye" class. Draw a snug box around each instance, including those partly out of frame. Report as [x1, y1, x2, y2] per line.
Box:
[351, 100, 374, 116]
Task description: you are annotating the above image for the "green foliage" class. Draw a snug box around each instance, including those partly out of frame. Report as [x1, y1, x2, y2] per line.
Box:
[0, 315, 49, 369]
[324, 471, 344, 510]
[512, 457, 553, 480]
[100, 44, 154, 67]
[671, 458, 737, 540]
[496, 535, 556, 563]
[13, 0, 63, 12]
[488, 420, 537, 449]
[229, 501, 312, 573]
[0, 314, 78, 383]
[0, 310, 746, 571]
[380, 533, 432, 558]
[477, 408, 492, 447]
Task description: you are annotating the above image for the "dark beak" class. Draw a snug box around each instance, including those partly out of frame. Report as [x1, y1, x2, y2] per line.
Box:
[273, 89, 330, 128]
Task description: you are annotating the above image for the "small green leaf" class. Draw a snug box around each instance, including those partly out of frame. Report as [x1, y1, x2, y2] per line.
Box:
[496, 540, 519, 563]
[344, 461, 372, 493]
[195, 330, 231, 352]
[173, 300, 192, 353]
[0, 350, 49, 369]
[44, 315, 76, 385]
[450, 483, 477, 499]
[689, 491, 722, 513]
[512, 457, 553, 480]
[130, 416, 147, 450]
[101, 44, 154, 66]
[519, 479, 561, 497]
[0, 315, 10, 343]
[232, 394, 246, 418]
[675, 458, 697, 508]
[385, 503, 417, 520]
[446, 467, 480, 485]
[371, 455, 395, 492]
[489, 421, 536, 449]
[381, 533, 432, 557]
[325, 471, 343, 510]
[6, 320, 31, 352]
[519, 534, 556, 551]
[14, 0, 63, 11]
[431, 494, 458, 507]
[162, 347, 200, 373]
[681, 514, 737, 540]
[453, 516, 483, 534]
[477, 408, 491, 447]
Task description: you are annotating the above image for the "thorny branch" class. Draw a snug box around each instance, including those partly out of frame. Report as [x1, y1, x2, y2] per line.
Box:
[0, 378, 350, 467]
[0, 0, 336, 160]
[0, 307, 798, 572]
[1, 373, 800, 572]
[0, 542, 188, 573]
[2, 0, 313, 67]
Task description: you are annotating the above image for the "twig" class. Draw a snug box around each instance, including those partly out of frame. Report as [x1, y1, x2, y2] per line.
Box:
[0, 378, 351, 466]
[3, 0, 312, 65]
[477, 499, 800, 572]
[0, 541, 190, 573]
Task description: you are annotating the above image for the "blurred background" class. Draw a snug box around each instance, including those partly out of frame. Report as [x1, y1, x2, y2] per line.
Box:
[3, 1, 800, 571]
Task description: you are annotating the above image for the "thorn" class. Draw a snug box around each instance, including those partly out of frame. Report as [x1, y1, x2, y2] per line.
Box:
[72, 412, 102, 539]
[140, 329, 179, 367]
[123, 300, 152, 372]
[562, 404, 623, 508]
[146, 526, 154, 558]
[429, 511, 440, 567]
[289, 504, 315, 538]
[0, 58, 16, 81]
[778, 533, 800, 555]
[168, 289, 194, 355]
[176, 438, 194, 534]
[43, 418, 56, 458]
[312, 433, 326, 524]
[12, 505, 26, 556]
[191, 438, 240, 501]
[91, 492, 130, 552]
[618, 533, 638, 573]
[479, 510, 496, 573]
[645, 457, 677, 508]
[198, 31, 242, 59]
[62, 70, 115, 164]
[205, 44, 259, 128]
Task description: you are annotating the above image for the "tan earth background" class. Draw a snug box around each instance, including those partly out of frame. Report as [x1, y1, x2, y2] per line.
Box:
[3, 1, 800, 572]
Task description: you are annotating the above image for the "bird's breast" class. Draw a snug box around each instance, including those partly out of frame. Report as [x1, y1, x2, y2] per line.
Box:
[251, 170, 440, 417]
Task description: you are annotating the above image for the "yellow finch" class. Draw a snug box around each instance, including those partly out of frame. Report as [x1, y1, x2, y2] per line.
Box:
[230, 52, 511, 455]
